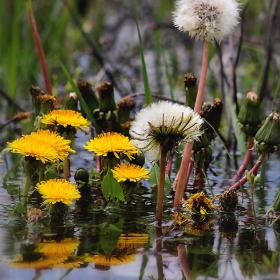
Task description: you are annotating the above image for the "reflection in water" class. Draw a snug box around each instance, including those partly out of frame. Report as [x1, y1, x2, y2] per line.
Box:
[2, 151, 280, 279]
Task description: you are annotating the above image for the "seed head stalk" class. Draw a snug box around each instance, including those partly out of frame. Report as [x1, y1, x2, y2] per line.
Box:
[26, 0, 52, 95]
[174, 40, 209, 206]
[233, 136, 254, 181]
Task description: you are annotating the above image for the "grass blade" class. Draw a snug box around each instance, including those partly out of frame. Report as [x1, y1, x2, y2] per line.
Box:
[133, 0, 152, 105]
[58, 58, 101, 134]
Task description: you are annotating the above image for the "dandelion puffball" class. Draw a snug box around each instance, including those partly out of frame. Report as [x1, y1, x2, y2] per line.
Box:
[173, 0, 240, 42]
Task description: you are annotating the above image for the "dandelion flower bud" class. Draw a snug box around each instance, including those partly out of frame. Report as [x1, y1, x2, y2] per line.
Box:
[254, 111, 280, 155]
[237, 91, 263, 137]
[173, 0, 240, 42]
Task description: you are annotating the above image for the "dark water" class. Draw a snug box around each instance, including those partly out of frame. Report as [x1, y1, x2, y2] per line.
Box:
[1, 131, 280, 280]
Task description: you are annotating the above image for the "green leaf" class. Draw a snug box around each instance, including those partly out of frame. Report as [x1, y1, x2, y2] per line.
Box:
[148, 163, 171, 189]
[101, 169, 125, 201]
[3, 155, 22, 181]
[227, 96, 246, 156]
[148, 163, 160, 187]
[99, 220, 124, 256]
[134, 0, 152, 105]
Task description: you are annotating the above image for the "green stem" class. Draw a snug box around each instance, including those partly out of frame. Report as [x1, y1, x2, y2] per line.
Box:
[174, 40, 209, 207]
[63, 158, 69, 180]
[39, 164, 45, 182]
[22, 173, 31, 205]
[155, 148, 168, 225]
[26, 0, 52, 95]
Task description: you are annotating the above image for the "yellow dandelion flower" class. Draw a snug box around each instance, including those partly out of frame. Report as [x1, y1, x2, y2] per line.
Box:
[8, 130, 75, 163]
[84, 254, 135, 266]
[41, 109, 90, 129]
[84, 132, 139, 160]
[183, 192, 216, 214]
[36, 238, 80, 257]
[31, 129, 75, 158]
[36, 179, 81, 205]
[112, 163, 150, 182]
[116, 233, 149, 250]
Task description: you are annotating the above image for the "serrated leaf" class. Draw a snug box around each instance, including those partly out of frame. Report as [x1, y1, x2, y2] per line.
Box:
[101, 169, 125, 201]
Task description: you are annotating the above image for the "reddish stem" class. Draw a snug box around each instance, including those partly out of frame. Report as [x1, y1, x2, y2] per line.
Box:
[166, 155, 173, 176]
[26, 0, 52, 95]
[229, 154, 265, 191]
[233, 137, 254, 181]
[178, 244, 192, 280]
[174, 40, 209, 206]
[96, 156, 102, 174]
[197, 167, 205, 191]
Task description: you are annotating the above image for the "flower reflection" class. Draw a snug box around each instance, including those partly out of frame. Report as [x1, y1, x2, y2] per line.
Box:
[7, 255, 66, 269]
[116, 233, 150, 250]
[84, 253, 135, 266]
[35, 238, 80, 257]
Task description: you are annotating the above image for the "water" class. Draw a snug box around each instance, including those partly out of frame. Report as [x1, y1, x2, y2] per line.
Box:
[1, 131, 280, 280]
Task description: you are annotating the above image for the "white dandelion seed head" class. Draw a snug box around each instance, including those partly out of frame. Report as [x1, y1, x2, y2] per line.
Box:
[173, 0, 240, 42]
[129, 101, 203, 162]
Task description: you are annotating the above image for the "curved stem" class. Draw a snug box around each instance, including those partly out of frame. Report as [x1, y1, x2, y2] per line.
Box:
[229, 154, 265, 191]
[174, 40, 210, 206]
[156, 148, 168, 225]
[233, 137, 254, 181]
[26, 0, 52, 95]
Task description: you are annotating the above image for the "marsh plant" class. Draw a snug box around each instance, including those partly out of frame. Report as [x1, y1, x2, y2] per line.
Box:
[2, 1, 280, 278]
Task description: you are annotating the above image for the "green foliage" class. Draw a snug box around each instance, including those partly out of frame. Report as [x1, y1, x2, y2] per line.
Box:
[134, 0, 152, 105]
[99, 219, 124, 256]
[58, 59, 101, 134]
[101, 169, 125, 202]
[148, 163, 171, 189]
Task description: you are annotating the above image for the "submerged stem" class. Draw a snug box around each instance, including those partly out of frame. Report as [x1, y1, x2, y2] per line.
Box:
[174, 40, 209, 206]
